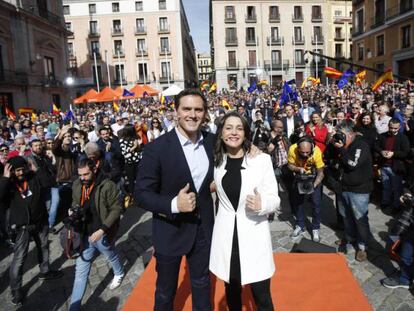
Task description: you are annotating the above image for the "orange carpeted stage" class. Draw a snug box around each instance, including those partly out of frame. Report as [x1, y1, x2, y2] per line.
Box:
[123, 253, 372, 311]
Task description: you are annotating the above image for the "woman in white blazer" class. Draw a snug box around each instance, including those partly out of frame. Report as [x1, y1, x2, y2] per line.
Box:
[210, 111, 280, 311]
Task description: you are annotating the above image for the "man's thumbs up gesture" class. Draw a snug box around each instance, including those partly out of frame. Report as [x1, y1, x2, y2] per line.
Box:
[177, 183, 196, 212]
[246, 188, 262, 211]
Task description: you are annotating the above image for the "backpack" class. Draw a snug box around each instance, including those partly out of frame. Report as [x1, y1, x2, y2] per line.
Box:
[59, 225, 83, 259]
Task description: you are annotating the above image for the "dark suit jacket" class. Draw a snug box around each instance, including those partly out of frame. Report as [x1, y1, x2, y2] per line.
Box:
[375, 132, 410, 175]
[281, 116, 302, 136]
[135, 130, 215, 256]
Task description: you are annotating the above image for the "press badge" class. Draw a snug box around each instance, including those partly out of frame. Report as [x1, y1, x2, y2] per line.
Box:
[21, 190, 33, 199]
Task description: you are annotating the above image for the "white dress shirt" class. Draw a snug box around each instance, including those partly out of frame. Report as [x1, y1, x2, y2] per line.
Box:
[286, 117, 295, 138]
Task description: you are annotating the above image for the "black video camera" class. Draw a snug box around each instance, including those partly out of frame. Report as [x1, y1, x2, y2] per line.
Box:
[295, 173, 316, 194]
[64, 204, 85, 230]
[332, 132, 346, 145]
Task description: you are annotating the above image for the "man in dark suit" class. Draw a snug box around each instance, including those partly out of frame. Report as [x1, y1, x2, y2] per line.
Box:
[281, 104, 302, 140]
[135, 89, 215, 311]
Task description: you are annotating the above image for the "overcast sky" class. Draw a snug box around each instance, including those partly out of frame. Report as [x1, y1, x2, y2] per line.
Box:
[182, 0, 210, 54]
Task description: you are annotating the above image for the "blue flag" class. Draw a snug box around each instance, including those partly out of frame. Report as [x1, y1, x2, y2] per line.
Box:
[280, 82, 298, 105]
[122, 89, 135, 97]
[338, 69, 355, 89]
[64, 104, 75, 122]
[287, 79, 296, 85]
[247, 81, 257, 93]
[143, 91, 149, 97]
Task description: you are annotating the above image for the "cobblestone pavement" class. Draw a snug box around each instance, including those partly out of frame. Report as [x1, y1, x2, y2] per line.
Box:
[0, 189, 413, 310]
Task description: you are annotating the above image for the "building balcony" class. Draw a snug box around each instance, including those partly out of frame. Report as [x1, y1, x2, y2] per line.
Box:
[68, 52, 76, 60]
[67, 32, 74, 39]
[292, 36, 305, 45]
[135, 26, 147, 35]
[245, 14, 257, 23]
[111, 27, 124, 36]
[352, 28, 364, 37]
[295, 60, 306, 68]
[113, 78, 127, 85]
[312, 35, 324, 45]
[246, 61, 259, 69]
[292, 14, 304, 22]
[89, 51, 102, 59]
[264, 60, 283, 70]
[136, 48, 148, 56]
[0, 70, 28, 85]
[311, 14, 323, 22]
[226, 61, 239, 70]
[370, 16, 385, 30]
[224, 15, 236, 23]
[159, 47, 171, 55]
[225, 38, 238, 46]
[159, 74, 174, 83]
[158, 24, 170, 34]
[40, 76, 63, 88]
[135, 77, 149, 84]
[88, 29, 100, 38]
[267, 36, 284, 46]
[334, 34, 345, 41]
[333, 16, 352, 24]
[386, 3, 414, 21]
[335, 52, 345, 59]
[246, 38, 257, 46]
[113, 48, 125, 57]
[269, 14, 280, 23]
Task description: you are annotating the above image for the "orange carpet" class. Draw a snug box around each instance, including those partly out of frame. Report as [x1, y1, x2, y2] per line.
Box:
[122, 253, 372, 311]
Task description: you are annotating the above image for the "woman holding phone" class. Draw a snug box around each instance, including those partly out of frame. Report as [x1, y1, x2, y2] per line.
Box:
[209, 111, 280, 310]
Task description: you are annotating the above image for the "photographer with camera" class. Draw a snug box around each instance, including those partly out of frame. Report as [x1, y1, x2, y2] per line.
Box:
[0, 156, 63, 306]
[381, 191, 414, 289]
[333, 121, 373, 262]
[287, 136, 325, 242]
[69, 158, 124, 311]
[251, 110, 270, 150]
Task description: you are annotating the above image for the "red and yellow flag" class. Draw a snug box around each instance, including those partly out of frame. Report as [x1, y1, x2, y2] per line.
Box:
[113, 101, 119, 112]
[324, 67, 343, 79]
[355, 70, 367, 85]
[372, 69, 393, 92]
[5, 106, 16, 120]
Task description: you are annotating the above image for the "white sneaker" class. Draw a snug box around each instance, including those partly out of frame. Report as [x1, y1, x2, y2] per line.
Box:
[291, 226, 305, 238]
[312, 229, 320, 242]
[109, 273, 124, 290]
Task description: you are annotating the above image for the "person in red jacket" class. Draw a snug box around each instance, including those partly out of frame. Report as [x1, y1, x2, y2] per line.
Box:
[306, 112, 329, 154]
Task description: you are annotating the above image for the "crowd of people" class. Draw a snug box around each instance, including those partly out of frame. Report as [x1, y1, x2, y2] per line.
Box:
[0, 80, 413, 309]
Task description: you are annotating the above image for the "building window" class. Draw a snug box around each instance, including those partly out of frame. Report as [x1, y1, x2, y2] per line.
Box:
[334, 10, 342, 16]
[335, 44, 343, 58]
[65, 22, 72, 31]
[271, 50, 281, 64]
[228, 74, 237, 90]
[92, 65, 102, 84]
[246, 27, 256, 44]
[225, 6, 235, 20]
[137, 39, 146, 53]
[90, 41, 100, 58]
[374, 0, 385, 25]
[43, 56, 55, 79]
[312, 6, 322, 19]
[248, 50, 257, 67]
[375, 63, 385, 77]
[355, 9, 364, 34]
[271, 27, 279, 40]
[313, 26, 322, 39]
[159, 17, 168, 31]
[112, 2, 120, 13]
[228, 51, 236, 67]
[136, 18, 145, 32]
[376, 34, 384, 56]
[161, 62, 171, 78]
[293, 6, 303, 20]
[294, 27, 302, 41]
[400, 0, 413, 12]
[225, 28, 237, 44]
[89, 21, 98, 35]
[113, 20, 122, 33]
[335, 27, 342, 39]
[160, 37, 169, 52]
[135, 1, 143, 11]
[114, 64, 125, 82]
[63, 5, 70, 15]
[68, 43, 74, 56]
[247, 6, 256, 19]
[138, 63, 148, 81]
[269, 6, 279, 20]
[159, 0, 166, 10]
[402, 25, 411, 48]
[89, 4, 96, 14]
[52, 94, 61, 108]
[295, 50, 304, 64]
[114, 40, 123, 53]
[358, 43, 364, 61]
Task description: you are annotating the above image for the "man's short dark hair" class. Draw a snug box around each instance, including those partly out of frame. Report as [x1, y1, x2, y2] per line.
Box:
[77, 158, 96, 171]
[389, 118, 401, 126]
[29, 139, 41, 146]
[174, 89, 207, 111]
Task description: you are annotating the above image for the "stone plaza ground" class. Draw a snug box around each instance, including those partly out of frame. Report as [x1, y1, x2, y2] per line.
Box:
[0, 189, 413, 310]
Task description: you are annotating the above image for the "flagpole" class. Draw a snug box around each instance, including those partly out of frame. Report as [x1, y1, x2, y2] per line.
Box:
[280, 36, 283, 80]
[256, 36, 259, 81]
[141, 49, 146, 85]
[269, 34, 272, 87]
[105, 50, 111, 88]
[315, 34, 319, 80]
[293, 28, 296, 81]
[325, 41, 328, 87]
[117, 50, 123, 89]
[93, 52, 100, 92]
[165, 50, 170, 87]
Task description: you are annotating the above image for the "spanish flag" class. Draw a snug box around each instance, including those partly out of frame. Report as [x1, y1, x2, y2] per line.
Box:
[372, 69, 393, 92]
[5, 106, 16, 120]
[301, 77, 321, 88]
[31, 112, 38, 122]
[221, 99, 232, 110]
[200, 81, 210, 91]
[113, 101, 119, 112]
[355, 70, 366, 85]
[160, 95, 166, 105]
[209, 83, 217, 93]
[324, 66, 343, 79]
[51, 103, 60, 115]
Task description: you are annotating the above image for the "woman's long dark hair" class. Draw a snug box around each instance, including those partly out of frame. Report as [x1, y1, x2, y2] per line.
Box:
[356, 112, 374, 128]
[214, 111, 251, 167]
[119, 124, 138, 141]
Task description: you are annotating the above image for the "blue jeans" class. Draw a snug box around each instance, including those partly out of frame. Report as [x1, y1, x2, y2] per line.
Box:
[399, 236, 414, 285]
[381, 166, 403, 209]
[45, 187, 60, 228]
[292, 184, 322, 230]
[69, 235, 124, 311]
[341, 192, 371, 249]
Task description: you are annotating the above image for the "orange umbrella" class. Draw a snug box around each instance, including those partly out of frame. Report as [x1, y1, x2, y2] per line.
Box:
[94, 87, 119, 103]
[114, 86, 123, 97]
[73, 89, 99, 104]
[142, 85, 160, 96]
[129, 84, 146, 98]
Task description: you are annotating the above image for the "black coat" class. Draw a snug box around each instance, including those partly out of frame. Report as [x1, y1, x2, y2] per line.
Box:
[375, 132, 410, 175]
